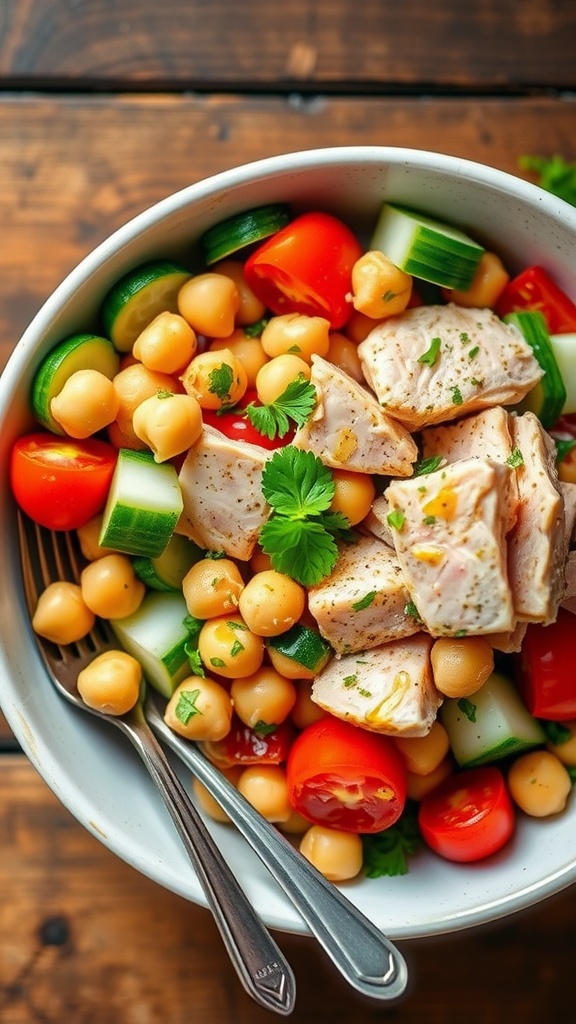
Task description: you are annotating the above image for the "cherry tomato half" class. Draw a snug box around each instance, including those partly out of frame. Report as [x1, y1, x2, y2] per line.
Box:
[244, 212, 363, 330]
[286, 716, 407, 834]
[418, 767, 515, 863]
[201, 391, 291, 450]
[10, 432, 117, 530]
[202, 716, 294, 769]
[496, 265, 576, 335]
[515, 608, 576, 720]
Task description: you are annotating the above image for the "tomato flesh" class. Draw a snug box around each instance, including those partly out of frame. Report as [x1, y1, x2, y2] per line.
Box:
[201, 391, 291, 449]
[244, 212, 363, 330]
[10, 432, 117, 530]
[418, 767, 515, 863]
[515, 608, 576, 720]
[286, 716, 407, 834]
[496, 265, 576, 334]
[202, 716, 294, 769]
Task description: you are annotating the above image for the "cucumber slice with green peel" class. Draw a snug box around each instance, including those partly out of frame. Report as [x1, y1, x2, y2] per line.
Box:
[201, 204, 291, 265]
[441, 672, 546, 768]
[101, 259, 191, 352]
[133, 533, 203, 591]
[370, 203, 485, 290]
[549, 333, 576, 414]
[506, 310, 567, 427]
[99, 448, 183, 558]
[266, 623, 332, 674]
[31, 333, 120, 434]
[111, 591, 196, 698]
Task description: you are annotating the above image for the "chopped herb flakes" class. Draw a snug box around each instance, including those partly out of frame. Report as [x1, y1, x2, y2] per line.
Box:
[507, 446, 524, 468]
[352, 591, 377, 611]
[417, 336, 441, 366]
[362, 805, 422, 877]
[208, 363, 235, 402]
[387, 508, 405, 531]
[468, 345, 480, 359]
[457, 697, 477, 722]
[175, 688, 202, 725]
[414, 455, 443, 477]
[451, 385, 463, 405]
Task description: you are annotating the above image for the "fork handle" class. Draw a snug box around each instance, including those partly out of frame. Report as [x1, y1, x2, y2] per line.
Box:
[124, 712, 296, 1016]
[148, 706, 408, 1001]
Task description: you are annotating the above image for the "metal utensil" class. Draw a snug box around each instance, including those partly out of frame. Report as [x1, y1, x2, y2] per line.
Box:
[18, 515, 296, 1017]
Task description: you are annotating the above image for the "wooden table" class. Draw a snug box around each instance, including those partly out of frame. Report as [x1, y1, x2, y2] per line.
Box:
[2, 3, 576, 1020]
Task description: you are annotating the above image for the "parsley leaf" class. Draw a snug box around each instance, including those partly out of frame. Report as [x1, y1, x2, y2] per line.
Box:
[244, 375, 316, 440]
[175, 688, 202, 725]
[362, 806, 422, 877]
[457, 697, 477, 722]
[519, 155, 576, 207]
[414, 455, 443, 477]
[417, 336, 441, 366]
[259, 515, 339, 587]
[387, 508, 405, 531]
[261, 446, 335, 517]
[352, 591, 377, 611]
[506, 446, 524, 468]
[208, 363, 235, 402]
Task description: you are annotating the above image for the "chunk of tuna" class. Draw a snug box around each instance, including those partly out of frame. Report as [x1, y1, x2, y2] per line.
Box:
[176, 425, 270, 560]
[507, 412, 566, 624]
[421, 406, 519, 532]
[311, 633, 440, 737]
[292, 354, 417, 476]
[386, 457, 514, 636]
[361, 494, 395, 548]
[307, 535, 420, 655]
[358, 303, 543, 430]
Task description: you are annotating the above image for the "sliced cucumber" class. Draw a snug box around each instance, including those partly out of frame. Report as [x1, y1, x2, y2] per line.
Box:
[441, 672, 545, 768]
[101, 259, 191, 352]
[506, 310, 567, 427]
[201, 204, 291, 265]
[31, 333, 120, 434]
[370, 203, 484, 290]
[133, 533, 203, 591]
[99, 448, 183, 558]
[111, 591, 194, 697]
[266, 624, 332, 674]
[549, 333, 576, 414]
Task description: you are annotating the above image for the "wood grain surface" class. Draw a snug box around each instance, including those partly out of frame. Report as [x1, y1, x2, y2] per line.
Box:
[1, 2, 576, 1021]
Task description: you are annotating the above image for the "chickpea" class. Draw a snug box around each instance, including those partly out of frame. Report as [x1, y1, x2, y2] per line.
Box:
[326, 332, 364, 383]
[164, 676, 233, 742]
[177, 272, 240, 338]
[406, 757, 454, 802]
[107, 417, 147, 451]
[249, 546, 274, 575]
[231, 667, 297, 729]
[299, 825, 363, 882]
[278, 807, 312, 835]
[330, 469, 376, 526]
[261, 313, 330, 363]
[210, 260, 266, 325]
[237, 765, 292, 823]
[210, 329, 269, 388]
[546, 720, 576, 767]
[112, 363, 180, 445]
[238, 570, 306, 637]
[50, 369, 120, 438]
[132, 311, 197, 373]
[182, 558, 245, 619]
[255, 353, 311, 406]
[180, 348, 248, 411]
[350, 251, 412, 319]
[80, 553, 145, 619]
[76, 515, 115, 561]
[507, 750, 572, 817]
[430, 636, 494, 698]
[32, 581, 95, 644]
[344, 308, 383, 344]
[132, 391, 203, 462]
[291, 680, 326, 729]
[197, 614, 264, 678]
[77, 650, 142, 716]
[393, 721, 451, 776]
[443, 251, 510, 308]
[192, 765, 243, 823]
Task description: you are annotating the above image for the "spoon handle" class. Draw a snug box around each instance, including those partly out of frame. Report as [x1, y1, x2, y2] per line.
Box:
[124, 708, 296, 1016]
[146, 697, 408, 1002]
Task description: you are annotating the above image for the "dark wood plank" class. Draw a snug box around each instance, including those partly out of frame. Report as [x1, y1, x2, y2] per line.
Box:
[1, 0, 575, 89]
[2, 93, 576, 370]
[1, 755, 575, 1024]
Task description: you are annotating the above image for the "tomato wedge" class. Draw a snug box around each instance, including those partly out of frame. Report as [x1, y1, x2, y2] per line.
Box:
[496, 265, 576, 335]
[10, 432, 117, 530]
[418, 767, 515, 863]
[201, 391, 292, 450]
[243, 211, 363, 330]
[286, 716, 407, 834]
[202, 716, 294, 769]
[515, 608, 576, 720]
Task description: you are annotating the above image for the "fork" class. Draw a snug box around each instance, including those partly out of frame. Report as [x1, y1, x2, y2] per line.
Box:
[18, 513, 296, 1017]
[19, 515, 409, 1003]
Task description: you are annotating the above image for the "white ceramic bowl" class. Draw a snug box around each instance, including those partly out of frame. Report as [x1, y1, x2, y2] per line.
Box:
[1, 147, 576, 939]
